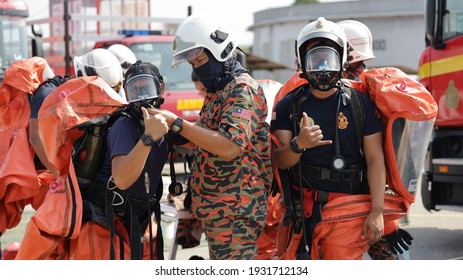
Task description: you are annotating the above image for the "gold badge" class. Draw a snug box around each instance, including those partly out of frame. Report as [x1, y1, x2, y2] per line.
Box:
[300, 116, 315, 127]
[338, 112, 348, 129]
[445, 80, 460, 109]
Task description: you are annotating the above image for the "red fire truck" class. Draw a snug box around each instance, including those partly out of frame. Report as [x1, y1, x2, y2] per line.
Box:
[419, 0, 463, 211]
[26, 1, 202, 122]
[0, 0, 30, 81]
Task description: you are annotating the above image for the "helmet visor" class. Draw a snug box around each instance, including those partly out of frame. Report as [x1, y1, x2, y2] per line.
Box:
[124, 74, 161, 103]
[305, 46, 341, 72]
[172, 47, 204, 68]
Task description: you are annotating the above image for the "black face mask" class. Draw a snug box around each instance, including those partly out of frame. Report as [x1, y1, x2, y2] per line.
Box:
[193, 51, 224, 93]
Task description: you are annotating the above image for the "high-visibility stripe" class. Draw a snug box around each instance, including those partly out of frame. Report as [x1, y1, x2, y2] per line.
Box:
[419, 54, 463, 80]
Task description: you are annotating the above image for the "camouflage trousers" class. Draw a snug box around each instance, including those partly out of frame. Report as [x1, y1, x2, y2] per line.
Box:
[203, 216, 264, 260]
[367, 238, 399, 260]
[177, 218, 203, 249]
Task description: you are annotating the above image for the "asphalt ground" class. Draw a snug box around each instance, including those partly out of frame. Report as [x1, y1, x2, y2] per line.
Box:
[2, 162, 463, 260]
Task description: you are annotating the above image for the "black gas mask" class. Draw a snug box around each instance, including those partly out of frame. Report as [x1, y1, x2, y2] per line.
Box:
[124, 60, 164, 111]
[304, 46, 342, 91]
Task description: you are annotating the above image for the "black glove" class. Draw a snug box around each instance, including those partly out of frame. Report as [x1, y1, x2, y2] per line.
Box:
[384, 228, 413, 254]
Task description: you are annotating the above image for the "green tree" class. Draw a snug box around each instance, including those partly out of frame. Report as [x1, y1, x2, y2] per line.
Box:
[294, 0, 319, 3]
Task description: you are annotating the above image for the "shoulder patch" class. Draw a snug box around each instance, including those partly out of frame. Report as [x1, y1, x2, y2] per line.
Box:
[231, 107, 252, 120]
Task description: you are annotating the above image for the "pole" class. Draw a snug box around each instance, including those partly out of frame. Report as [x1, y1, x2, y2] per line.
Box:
[64, 0, 71, 77]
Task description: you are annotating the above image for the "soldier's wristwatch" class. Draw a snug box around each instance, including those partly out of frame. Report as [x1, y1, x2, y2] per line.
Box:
[170, 117, 184, 134]
[290, 137, 306, 153]
[141, 133, 159, 147]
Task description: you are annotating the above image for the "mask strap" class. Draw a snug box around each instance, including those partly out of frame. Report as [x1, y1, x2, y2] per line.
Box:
[331, 91, 346, 170]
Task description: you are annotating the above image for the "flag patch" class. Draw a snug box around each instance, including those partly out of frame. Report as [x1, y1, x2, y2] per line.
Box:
[231, 107, 252, 120]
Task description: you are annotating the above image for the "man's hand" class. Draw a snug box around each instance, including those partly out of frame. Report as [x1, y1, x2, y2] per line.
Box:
[142, 107, 168, 140]
[147, 107, 178, 127]
[384, 228, 413, 254]
[362, 210, 384, 246]
[296, 112, 332, 149]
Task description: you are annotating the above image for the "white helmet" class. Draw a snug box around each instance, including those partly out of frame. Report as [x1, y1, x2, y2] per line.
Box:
[41, 63, 55, 82]
[108, 44, 137, 75]
[296, 17, 348, 91]
[172, 14, 238, 68]
[73, 48, 123, 88]
[337, 20, 375, 63]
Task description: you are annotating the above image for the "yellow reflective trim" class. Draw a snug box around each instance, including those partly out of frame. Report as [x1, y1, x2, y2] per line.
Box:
[177, 98, 204, 110]
[418, 61, 431, 80]
[419, 54, 463, 80]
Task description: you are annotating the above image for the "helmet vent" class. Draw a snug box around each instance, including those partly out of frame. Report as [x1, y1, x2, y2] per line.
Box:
[221, 42, 233, 59]
[210, 30, 228, 44]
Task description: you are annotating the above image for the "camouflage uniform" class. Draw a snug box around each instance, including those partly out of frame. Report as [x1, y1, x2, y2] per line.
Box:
[368, 238, 399, 260]
[191, 72, 272, 260]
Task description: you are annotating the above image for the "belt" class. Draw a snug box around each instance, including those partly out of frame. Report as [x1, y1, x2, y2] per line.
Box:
[301, 164, 364, 182]
[111, 190, 157, 216]
[312, 190, 329, 202]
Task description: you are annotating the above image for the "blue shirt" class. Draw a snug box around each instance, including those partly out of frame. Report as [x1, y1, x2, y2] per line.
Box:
[271, 87, 383, 192]
[96, 115, 168, 200]
[29, 76, 65, 119]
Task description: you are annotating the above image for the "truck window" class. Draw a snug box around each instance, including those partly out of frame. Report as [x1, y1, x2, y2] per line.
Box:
[129, 42, 195, 91]
[442, 0, 463, 40]
[0, 18, 28, 80]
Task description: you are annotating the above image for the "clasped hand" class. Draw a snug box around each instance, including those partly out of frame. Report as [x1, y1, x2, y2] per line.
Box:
[142, 107, 169, 139]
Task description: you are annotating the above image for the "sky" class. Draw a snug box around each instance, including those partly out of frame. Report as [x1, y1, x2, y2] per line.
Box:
[25, 0, 340, 46]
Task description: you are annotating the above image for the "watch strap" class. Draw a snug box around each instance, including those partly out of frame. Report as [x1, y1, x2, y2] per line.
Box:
[290, 137, 305, 153]
[171, 117, 183, 134]
[141, 133, 158, 146]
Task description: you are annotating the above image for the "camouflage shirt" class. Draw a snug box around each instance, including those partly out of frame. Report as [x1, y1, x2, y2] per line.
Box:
[191, 73, 272, 225]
